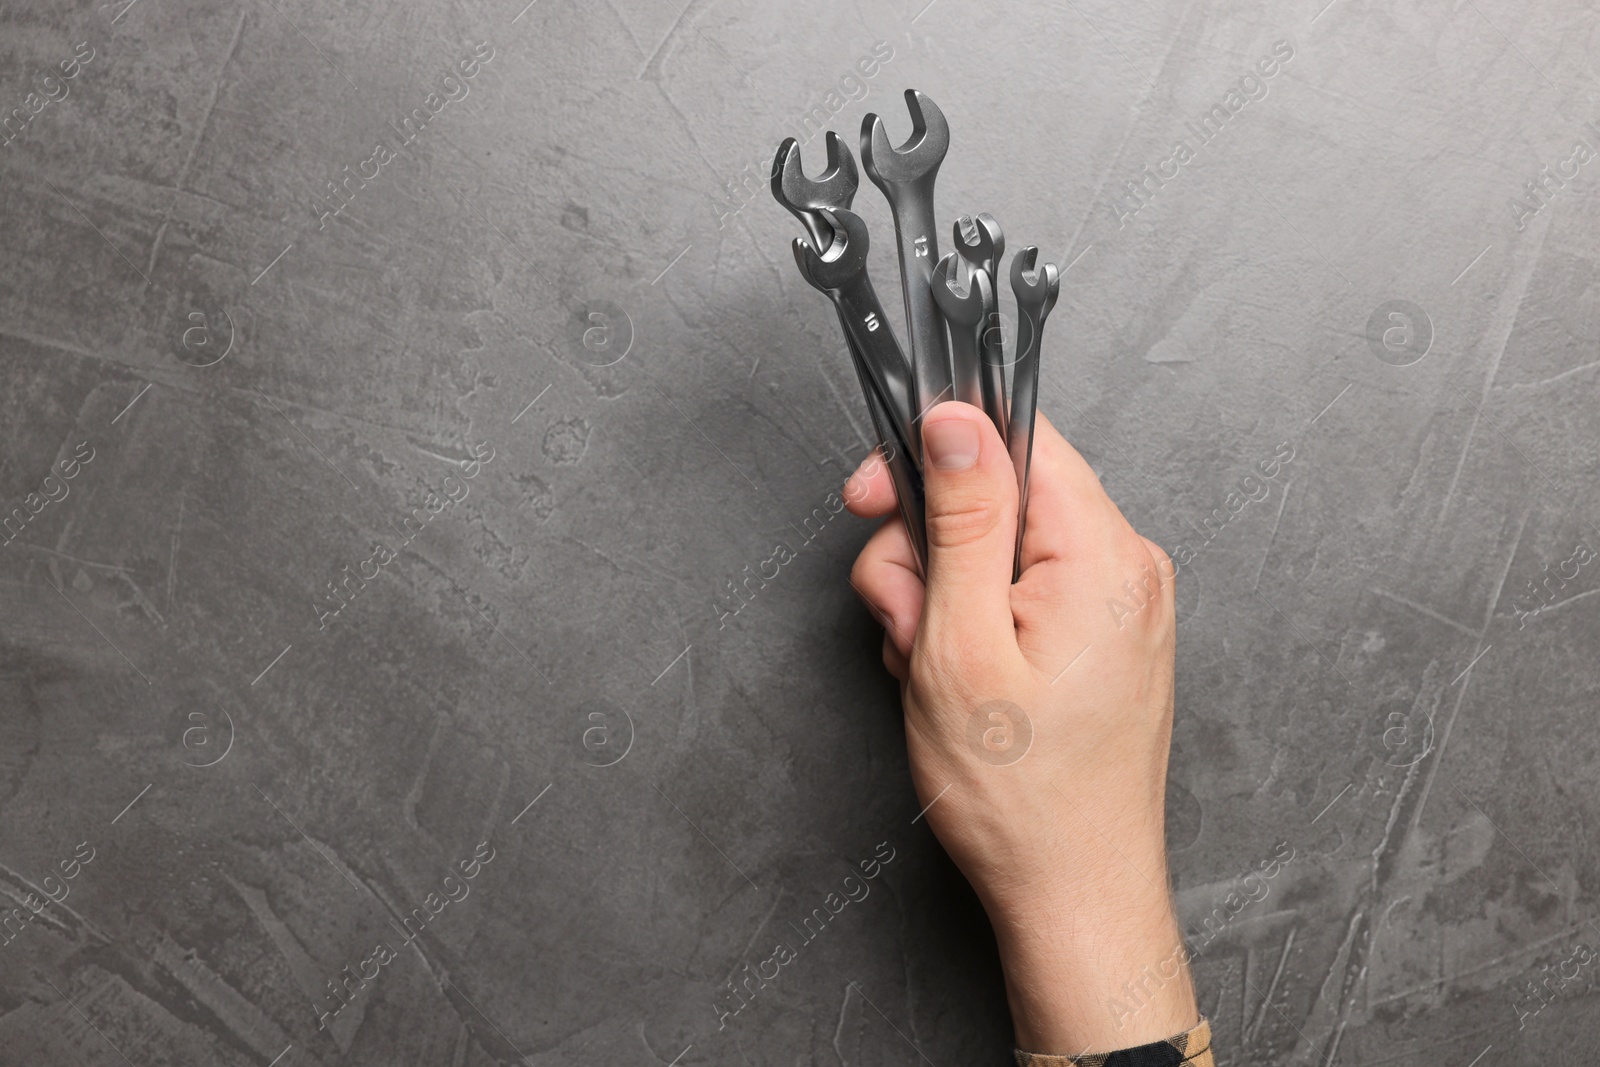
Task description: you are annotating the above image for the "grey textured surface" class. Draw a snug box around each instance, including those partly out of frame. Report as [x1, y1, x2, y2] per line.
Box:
[1, 0, 1598, 1064]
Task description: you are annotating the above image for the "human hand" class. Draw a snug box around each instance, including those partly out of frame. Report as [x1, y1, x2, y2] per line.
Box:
[843, 401, 1197, 1053]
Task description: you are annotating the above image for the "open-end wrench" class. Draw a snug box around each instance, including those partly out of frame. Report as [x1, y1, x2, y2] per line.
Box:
[1007, 246, 1060, 583]
[862, 90, 952, 422]
[792, 207, 929, 574]
[930, 252, 989, 413]
[771, 132, 884, 420]
[771, 136, 928, 575]
[953, 213, 1007, 437]
[771, 133, 855, 258]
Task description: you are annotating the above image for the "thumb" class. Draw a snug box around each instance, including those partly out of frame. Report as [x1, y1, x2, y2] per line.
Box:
[917, 401, 1018, 638]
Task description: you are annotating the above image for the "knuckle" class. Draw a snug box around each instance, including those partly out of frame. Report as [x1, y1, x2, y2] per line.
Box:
[1114, 528, 1152, 568]
[1101, 533, 1176, 634]
[1140, 536, 1175, 579]
[1139, 569, 1177, 634]
[925, 495, 1003, 549]
[1139, 555, 1176, 614]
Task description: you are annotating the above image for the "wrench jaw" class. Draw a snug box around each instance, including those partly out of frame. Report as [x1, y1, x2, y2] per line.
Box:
[1009, 244, 1041, 294]
[772, 133, 860, 251]
[861, 90, 950, 186]
[1008, 246, 1060, 359]
[930, 252, 984, 327]
[1009, 246, 1060, 315]
[953, 212, 1004, 280]
[932, 252, 989, 411]
[790, 208, 868, 293]
[1040, 264, 1060, 320]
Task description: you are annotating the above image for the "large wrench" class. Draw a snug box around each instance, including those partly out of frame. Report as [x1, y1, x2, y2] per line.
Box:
[862, 90, 952, 421]
[930, 252, 988, 413]
[771, 136, 928, 575]
[792, 207, 929, 574]
[1007, 246, 1060, 583]
[952, 213, 1007, 438]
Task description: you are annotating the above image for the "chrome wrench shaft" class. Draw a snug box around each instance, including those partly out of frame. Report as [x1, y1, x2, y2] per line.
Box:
[1007, 246, 1060, 583]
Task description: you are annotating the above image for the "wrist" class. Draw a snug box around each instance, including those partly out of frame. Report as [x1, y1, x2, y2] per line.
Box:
[988, 880, 1197, 1053]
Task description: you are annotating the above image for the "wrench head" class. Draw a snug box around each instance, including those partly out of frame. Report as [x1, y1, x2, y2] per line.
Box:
[771, 132, 858, 216]
[931, 252, 989, 327]
[953, 212, 1004, 271]
[861, 89, 950, 187]
[791, 207, 870, 292]
[1009, 246, 1060, 320]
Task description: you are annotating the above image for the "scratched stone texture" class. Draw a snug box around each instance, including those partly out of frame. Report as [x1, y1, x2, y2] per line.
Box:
[0, 0, 1598, 1063]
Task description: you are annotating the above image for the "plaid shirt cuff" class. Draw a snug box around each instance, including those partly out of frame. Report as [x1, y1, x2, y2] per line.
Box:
[1014, 1016, 1213, 1067]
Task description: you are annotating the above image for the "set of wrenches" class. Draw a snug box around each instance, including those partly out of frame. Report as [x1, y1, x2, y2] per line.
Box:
[771, 89, 1059, 581]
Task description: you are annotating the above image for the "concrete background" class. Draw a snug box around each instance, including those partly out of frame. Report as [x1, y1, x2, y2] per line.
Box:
[1, 0, 1598, 1063]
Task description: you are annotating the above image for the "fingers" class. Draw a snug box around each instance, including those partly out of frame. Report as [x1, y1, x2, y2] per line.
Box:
[843, 445, 921, 665]
[848, 515, 924, 661]
[845, 412, 1143, 562]
[844, 407, 1161, 670]
[916, 402, 1019, 650]
[843, 446, 899, 518]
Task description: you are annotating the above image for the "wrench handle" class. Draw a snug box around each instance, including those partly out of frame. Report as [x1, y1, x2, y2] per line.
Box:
[947, 318, 983, 411]
[1006, 308, 1045, 583]
[979, 301, 1008, 442]
[831, 275, 920, 468]
[885, 190, 952, 418]
[836, 311, 929, 577]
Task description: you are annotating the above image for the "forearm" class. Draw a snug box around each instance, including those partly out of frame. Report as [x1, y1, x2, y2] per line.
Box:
[918, 715, 1197, 1049]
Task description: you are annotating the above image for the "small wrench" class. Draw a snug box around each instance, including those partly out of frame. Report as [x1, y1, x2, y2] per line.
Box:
[1007, 246, 1060, 583]
[953, 213, 1007, 437]
[862, 90, 952, 422]
[771, 136, 928, 574]
[930, 252, 989, 413]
